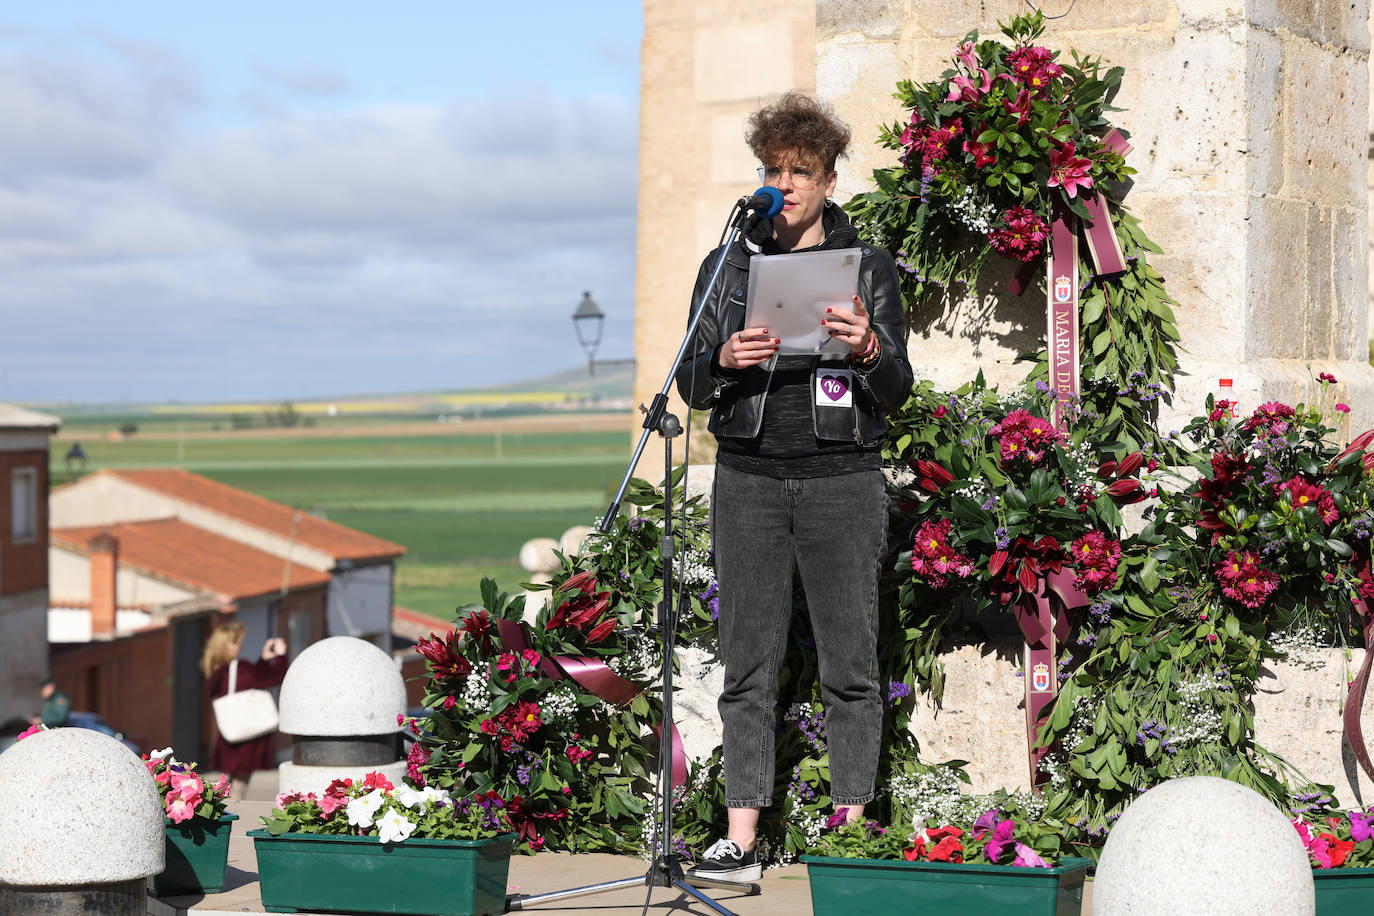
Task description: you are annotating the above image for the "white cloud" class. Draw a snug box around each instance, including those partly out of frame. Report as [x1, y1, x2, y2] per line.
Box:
[0, 25, 638, 402]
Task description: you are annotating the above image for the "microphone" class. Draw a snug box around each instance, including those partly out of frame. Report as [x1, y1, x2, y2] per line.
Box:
[737, 186, 784, 218]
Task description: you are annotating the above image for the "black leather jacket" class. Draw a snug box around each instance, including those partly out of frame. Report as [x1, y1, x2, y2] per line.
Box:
[675, 206, 913, 447]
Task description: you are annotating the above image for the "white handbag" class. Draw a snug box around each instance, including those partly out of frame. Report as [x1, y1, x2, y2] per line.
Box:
[211, 659, 279, 743]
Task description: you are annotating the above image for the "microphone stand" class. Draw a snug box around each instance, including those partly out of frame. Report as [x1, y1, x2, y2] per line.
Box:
[506, 203, 767, 914]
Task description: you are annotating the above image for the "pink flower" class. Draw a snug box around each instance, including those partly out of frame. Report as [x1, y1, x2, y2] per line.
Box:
[1070, 531, 1122, 594]
[947, 69, 994, 104]
[170, 772, 204, 803]
[954, 40, 979, 71]
[1319, 372, 1338, 384]
[962, 137, 997, 169]
[16, 723, 42, 741]
[1012, 842, 1050, 868]
[911, 519, 975, 589]
[984, 819, 1017, 862]
[1002, 88, 1034, 125]
[165, 795, 197, 823]
[1337, 403, 1351, 414]
[213, 775, 230, 797]
[1244, 401, 1295, 432]
[319, 793, 347, 816]
[1215, 550, 1280, 609]
[1350, 811, 1374, 842]
[1005, 45, 1063, 95]
[989, 207, 1049, 262]
[1048, 141, 1094, 199]
[442, 696, 457, 711]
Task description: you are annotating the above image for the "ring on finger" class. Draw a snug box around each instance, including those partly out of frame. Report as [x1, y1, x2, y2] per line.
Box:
[738, 331, 744, 342]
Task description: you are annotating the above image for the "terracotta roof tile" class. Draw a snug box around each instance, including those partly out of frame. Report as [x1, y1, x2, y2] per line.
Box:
[103, 468, 405, 562]
[52, 518, 331, 601]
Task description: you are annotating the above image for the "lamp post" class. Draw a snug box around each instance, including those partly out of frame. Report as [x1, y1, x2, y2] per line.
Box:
[571, 291, 605, 376]
[63, 442, 87, 482]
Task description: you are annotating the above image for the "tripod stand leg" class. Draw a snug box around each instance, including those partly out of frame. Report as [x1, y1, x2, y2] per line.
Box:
[674, 878, 756, 915]
[506, 875, 647, 910]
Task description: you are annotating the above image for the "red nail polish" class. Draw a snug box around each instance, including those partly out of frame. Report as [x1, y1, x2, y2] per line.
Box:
[826, 307, 833, 313]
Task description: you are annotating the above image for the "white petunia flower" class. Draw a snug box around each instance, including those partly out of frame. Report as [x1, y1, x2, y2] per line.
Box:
[346, 789, 386, 829]
[394, 785, 426, 810]
[150, 747, 175, 761]
[377, 807, 416, 844]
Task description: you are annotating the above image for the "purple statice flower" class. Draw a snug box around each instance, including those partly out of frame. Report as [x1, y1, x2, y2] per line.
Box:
[1035, 380, 1051, 393]
[1076, 632, 1097, 647]
[788, 765, 818, 802]
[628, 516, 649, 531]
[885, 681, 912, 707]
[981, 496, 997, 511]
[1088, 600, 1112, 624]
[1135, 719, 1168, 746]
[792, 706, 828, 755]
[994, 527, 1011, 549]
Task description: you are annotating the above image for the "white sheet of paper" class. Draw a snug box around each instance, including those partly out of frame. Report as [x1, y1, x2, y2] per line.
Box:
[745, 248, 862, 355]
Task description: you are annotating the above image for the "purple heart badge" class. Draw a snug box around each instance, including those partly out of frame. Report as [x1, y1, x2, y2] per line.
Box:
[820, 374, 849, 402]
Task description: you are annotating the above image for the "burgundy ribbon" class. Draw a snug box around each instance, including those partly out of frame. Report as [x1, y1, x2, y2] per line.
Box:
[496, 619, 687, 787]
[1015, 567, 1088, 786]
[1046, 204, 1082, 431]
[1345, 554, 1374, 784]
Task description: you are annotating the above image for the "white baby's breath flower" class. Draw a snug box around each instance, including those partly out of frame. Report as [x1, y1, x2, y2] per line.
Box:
[377, 807, 416, 844]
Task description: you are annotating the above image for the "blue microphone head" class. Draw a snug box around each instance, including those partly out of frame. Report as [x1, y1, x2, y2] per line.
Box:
[754, 186, 784, 218]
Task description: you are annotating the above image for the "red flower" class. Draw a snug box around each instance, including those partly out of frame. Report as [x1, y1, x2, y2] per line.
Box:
[458, 609, 495, 655]
[1209, 399, 1236, 422]
[415, 631, 471, 680]
[989, 207, 1049, 262]
[1214, 550, 1280, 609]
[1070, 531, 1122, 593]
[924, 825, 964, 862]
[1275, 476, 1339, 525]
[586, 618, 617, 644]
[1002, 88, 1034, 124]
[362, 771, 394, 792]
[913, 459, 955, 493]
[989, 536, 1066, 605]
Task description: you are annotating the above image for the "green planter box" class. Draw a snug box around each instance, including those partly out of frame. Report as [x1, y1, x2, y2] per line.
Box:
[152, 812, 238, 896]
[1314, 865, 1374, 914]
[248, 829, 515, 916]
[801, 853, 1092, 916]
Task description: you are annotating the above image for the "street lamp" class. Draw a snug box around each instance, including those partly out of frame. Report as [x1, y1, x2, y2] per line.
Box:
[64, 442, 88, 481]
[571, 291, 605, 375]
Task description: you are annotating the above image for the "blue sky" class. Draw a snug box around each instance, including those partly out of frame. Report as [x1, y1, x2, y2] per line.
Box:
[0, 2, 642, 403]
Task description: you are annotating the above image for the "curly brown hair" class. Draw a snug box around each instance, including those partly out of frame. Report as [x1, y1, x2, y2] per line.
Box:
[745, 91, 852, 173]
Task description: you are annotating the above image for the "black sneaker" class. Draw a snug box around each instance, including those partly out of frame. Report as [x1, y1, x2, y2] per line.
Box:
[685, 838, 762, 882]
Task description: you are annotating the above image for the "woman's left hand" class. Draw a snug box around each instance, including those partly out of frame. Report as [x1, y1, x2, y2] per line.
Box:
[820, 295, 873, 356]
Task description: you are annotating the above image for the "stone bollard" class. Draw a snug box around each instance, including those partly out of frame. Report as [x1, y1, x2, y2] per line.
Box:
[276, 636, 408, 796]
[1093, 775, 1314, 915]
[0, 728, 163, 914]
[559, 525, 592, 557]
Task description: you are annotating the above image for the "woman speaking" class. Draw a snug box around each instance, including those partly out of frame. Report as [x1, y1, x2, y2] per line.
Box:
[676, 92, 912, 881]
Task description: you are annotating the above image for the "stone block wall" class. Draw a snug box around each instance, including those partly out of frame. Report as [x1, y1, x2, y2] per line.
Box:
[634, 0, 815, 471]
[814, 0, 1372, 432]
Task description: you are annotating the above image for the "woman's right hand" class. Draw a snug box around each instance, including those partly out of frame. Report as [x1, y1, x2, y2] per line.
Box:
[261, 638, 287, 661]
[718, 327, 779, 370]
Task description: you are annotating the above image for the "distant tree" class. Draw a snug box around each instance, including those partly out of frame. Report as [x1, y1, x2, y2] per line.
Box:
[117, 421, 138, 436]
[230, 413, 254, 430]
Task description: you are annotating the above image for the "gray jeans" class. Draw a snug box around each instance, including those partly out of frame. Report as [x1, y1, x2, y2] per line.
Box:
[711, 462, 886, 808]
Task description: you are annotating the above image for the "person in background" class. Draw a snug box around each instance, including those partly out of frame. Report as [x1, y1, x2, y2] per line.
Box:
[29, 679, 70, 728]
[675, 91, 913, 882]
[201, 622, 288, 800]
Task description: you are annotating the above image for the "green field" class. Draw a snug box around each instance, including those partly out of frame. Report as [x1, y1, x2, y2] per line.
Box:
[52, 425, 630, 623]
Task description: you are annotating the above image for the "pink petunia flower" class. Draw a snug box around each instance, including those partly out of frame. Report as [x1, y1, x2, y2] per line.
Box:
[165, 795, 197, 824]
[1012, 842, 1050, 868]
[1337, 403, 1351, 414]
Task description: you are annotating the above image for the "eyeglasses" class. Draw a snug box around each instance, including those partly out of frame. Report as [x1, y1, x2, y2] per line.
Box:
[758, 165, 825, 190]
